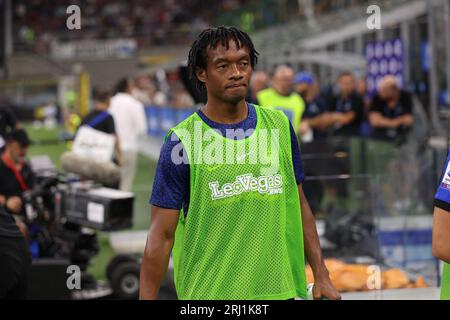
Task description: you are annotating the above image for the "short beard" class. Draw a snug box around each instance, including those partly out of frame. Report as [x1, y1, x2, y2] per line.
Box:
[224, 94, 245, 105]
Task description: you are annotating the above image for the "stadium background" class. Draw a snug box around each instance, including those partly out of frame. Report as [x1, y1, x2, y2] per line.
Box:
[1, 0, 450, 299]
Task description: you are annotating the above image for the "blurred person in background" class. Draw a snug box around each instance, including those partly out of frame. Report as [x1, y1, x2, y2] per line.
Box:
[294, 72, 329, 140]
[132, 75, 156, 105]
[171, 83, 195, 109]
[247, 70, 268, 104]
[356, 77, 372, 137]
[369, 75, 414, 142]
[78, 88, 122, 167]
[327, 71, 364, 137]
[432, 146, 450, 300]
[257, 65, 305, 135]
[41, 100, 58, 129]
[356, 77, 371, 111]
[62, 90, 81, 144]
[110, 78, 147, 191]
[0, 98, 21, 152]
[0, 129, 33, 253]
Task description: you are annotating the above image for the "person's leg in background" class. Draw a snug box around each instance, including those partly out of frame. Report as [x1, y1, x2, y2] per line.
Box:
[120, 150, 138, 191]
[0, 236, 32, 299]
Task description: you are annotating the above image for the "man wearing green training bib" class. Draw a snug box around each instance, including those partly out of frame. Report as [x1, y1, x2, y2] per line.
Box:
[257, 65, 306, 135]
[140, 26, 340, 300]
[432, 146, 450, 300]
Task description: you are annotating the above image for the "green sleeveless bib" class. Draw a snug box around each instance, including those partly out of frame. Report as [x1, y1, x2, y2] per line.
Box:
[169, 105, 307, 300]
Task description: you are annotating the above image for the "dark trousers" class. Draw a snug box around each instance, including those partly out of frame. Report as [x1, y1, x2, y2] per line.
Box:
[0, 236, 31, 299]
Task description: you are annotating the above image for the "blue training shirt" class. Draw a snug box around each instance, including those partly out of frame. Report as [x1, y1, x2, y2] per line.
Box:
[150, 103, 305, 216]
[435, 148, 450, 212]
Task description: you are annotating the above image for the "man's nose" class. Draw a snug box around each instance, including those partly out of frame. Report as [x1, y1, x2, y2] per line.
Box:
[229, 64, 243, 79]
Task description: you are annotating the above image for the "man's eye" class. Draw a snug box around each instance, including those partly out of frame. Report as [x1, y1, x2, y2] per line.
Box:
[217, 65, 227, 70]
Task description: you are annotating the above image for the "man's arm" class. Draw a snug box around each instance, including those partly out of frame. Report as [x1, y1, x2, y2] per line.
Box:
[432, 207, 450, 264]
[298, 184, 341, 300]
[433, 150, 450, 263]
[140, 129, 189, 300]
[396, 114, 414, 127]
[139, 205, 179, 300]
[331, 111, 355, 126]
[303, 110, 355, 132]
[106, 115, 122, 166]
[369, 112, 400, 128]
[114, 133, 122, 166]
[303, 113, 334, 131]
[397, 92, 414, 127]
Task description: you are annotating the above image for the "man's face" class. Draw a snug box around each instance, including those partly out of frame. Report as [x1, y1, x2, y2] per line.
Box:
[338, 75, 355, 96]
[294, 83, 311, 96]
[196, 40, 252, 104]
[273, 70, 294, 96]
[8, 141, 27, 164]
[127, 80, 135, 93]
[379, 84, 398, 102]
[251, 73, 268, 94]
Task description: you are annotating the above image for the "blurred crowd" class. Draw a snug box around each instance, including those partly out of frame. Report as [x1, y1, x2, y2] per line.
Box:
[248, 66, 414, 144]
[13, 0, 249, 52]
[131, 71, 194, 109]
[117, 64, 415, 144]
[13, 0, 377, 53]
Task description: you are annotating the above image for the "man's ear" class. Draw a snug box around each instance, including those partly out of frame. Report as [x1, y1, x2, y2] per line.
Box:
[195, 67, 207, 84]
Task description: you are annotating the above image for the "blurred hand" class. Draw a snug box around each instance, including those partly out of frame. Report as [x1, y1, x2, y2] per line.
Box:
[396, 117, 412, 127]
[332, 112, 347, 125]
[6, 196, 23, 214]
[331, 112, 341, 122]
[0, 195, 5, 205]
[317, 113, 334, 131]
[388, 118, 398, 128]
[299, 121, 310, 135]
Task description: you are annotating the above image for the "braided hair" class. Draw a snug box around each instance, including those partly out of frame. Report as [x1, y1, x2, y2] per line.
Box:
[188, 26, 259, 93]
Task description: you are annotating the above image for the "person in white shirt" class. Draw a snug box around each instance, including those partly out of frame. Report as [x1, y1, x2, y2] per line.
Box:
[109, 78, 147, 191]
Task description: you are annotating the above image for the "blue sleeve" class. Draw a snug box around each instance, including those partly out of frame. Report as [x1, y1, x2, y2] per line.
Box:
[149, 131, 190, 211]
[434, 149, 450, 212]
[289, 121, 305, 185]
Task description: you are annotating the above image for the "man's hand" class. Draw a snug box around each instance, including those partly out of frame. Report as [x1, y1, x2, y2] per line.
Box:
[396, 115, 414, 127]
[6, 196, 23, 214]
[313, 276, 341, 300]
[331, 111, 356, 126]
[316, 113, 335, 131]
[390, 117, 401, 128]
[299, 121, 311, 136]
[331, 112, 343, 123]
